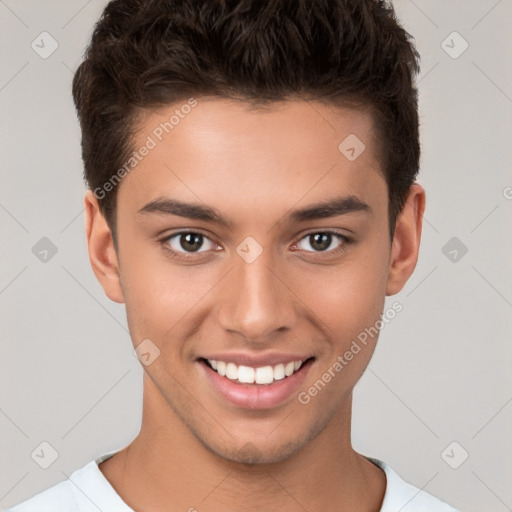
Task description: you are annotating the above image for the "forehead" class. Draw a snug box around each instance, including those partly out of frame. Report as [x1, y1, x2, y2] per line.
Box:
[118, 98, 386, 222]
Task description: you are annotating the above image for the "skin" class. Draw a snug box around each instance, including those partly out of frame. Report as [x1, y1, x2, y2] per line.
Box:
[85, 98, 425, 511]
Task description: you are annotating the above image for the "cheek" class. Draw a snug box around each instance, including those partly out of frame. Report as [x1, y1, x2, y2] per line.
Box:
[296, 254, 389, 408]
[299, 248, 389, 344]
[120, 252, 215, 345]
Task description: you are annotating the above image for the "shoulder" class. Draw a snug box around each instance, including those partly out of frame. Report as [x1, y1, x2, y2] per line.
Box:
[367, 457, 460, 512]
[4, 473, 81, 512]
[3, 454, 133, 512]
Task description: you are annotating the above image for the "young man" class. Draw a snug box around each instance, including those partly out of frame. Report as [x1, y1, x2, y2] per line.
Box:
[7, 0, 460, 511]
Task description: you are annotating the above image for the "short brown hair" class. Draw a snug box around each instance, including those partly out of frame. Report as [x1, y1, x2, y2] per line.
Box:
[72, 0, 421, 245]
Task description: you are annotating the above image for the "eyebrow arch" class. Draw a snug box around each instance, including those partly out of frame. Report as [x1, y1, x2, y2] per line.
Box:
[286, 195, 372, 223]
[138, 197, 235, 229]
[137, 194, 372, 228]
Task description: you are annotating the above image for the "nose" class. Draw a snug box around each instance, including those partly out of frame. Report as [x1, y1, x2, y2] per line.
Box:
[216, 246, 297, 344]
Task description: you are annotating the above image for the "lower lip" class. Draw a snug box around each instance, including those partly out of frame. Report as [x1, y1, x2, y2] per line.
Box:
[198, 359, 314, 410]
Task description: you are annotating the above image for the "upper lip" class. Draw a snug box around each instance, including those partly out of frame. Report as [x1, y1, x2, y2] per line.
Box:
[199, 353, 314, 368]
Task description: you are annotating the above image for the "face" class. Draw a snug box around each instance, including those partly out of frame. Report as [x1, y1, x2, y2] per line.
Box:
[86, 98, 422, 465]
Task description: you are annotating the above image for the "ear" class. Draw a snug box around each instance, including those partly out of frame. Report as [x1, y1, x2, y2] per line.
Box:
[84, 190, 125, 303]
[386, 183, 426, 296]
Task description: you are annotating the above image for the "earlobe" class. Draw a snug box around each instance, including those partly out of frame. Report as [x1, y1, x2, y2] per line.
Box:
[386, 183, 426, 296]
[84, 190, 125, 304]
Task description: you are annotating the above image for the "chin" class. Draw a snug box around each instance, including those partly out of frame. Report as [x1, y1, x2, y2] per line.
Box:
[211, 439, 302, 465]
[196, 419, 329, 466]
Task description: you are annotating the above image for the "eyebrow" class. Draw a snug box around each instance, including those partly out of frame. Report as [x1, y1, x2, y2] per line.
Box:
[137, 194, 372, 228]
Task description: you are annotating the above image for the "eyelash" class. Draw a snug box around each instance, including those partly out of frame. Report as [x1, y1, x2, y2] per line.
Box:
[158, 230, 354, 261]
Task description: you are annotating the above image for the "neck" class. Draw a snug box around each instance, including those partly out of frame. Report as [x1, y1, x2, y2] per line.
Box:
[99, 374, 386, 512]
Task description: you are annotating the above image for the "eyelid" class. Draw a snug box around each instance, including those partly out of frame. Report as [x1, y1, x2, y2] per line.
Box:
[298, 228, 351, 240]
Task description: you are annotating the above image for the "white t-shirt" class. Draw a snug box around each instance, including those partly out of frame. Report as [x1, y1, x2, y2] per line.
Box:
[5, 451, 460, 512]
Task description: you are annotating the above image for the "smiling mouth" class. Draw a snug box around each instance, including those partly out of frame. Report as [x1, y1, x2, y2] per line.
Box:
[200, 357, 315, 385]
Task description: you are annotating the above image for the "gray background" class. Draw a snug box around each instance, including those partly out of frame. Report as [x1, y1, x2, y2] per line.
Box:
[1, 1, 511, 511]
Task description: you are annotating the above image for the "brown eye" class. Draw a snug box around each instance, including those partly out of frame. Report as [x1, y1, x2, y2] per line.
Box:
[297, 232, 348, 253]
[309, 233, 333, 251]
[178, 233, 203, 252]
[162, 231, 216, 255]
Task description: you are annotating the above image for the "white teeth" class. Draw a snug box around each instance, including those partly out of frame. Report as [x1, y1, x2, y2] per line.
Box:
[273, 363, 285, 380]
[255, 366, 274, 384]
[216, 361, 226, 377]
[206, 358, 306, 384]
[226, 362, 238, 380]
[238, 365, 255, 383]
[284, 362, 295, 377]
